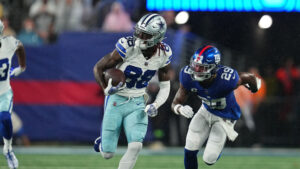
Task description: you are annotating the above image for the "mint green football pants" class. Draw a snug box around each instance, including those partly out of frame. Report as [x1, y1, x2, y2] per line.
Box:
[101, 94, 147, 153]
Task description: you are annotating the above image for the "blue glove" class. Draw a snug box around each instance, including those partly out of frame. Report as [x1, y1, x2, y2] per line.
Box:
[104, 78, 124, 95]
[145, 103, 158, 117]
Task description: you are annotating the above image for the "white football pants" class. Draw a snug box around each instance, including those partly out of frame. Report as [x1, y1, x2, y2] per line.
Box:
[185, 105, 228, 164]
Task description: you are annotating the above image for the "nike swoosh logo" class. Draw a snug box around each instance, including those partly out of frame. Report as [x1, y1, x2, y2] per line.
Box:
[136, 103, 143, 105]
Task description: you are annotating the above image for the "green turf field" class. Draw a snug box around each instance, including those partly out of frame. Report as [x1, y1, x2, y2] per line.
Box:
[0, 147, 299, 169]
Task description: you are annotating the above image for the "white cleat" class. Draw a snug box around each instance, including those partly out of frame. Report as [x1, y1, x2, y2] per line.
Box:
[4, 151, 18, 169]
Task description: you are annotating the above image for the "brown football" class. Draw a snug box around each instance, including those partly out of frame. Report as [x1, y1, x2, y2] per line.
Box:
[104, 68, 126, 86]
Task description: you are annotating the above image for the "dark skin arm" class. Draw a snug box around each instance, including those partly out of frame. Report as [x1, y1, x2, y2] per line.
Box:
[171, 84, 189, 113]
[93, 49, 123, 90]
[236, 72, 259, 93]
[158, 64, 171, 81]
[16, 41, 26, 69]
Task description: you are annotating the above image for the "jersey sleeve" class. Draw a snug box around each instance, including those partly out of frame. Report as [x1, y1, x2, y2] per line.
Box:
[179, 66, 192, 90]
[115, 36, 134, 60]
[160, 42, 173, 68]
[220, 67, 239, 96]
[7, 36, 19, 52]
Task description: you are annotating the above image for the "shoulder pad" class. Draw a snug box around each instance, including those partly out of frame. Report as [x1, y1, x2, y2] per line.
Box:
[115, 36, 134, 59]
[160, 42, 173, 66]
[179, 66, 193, 90]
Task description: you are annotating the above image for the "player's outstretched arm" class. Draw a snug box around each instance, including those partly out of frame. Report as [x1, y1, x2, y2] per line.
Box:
[171, 84, 194, 118]
[237, 72, 261, 93]
[93, 49, 123, 90]
[145, 65, 171, 117]
[11, 41, 26, 77]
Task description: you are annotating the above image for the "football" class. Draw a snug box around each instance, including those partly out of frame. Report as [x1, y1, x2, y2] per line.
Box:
[104, 68, 126, 86]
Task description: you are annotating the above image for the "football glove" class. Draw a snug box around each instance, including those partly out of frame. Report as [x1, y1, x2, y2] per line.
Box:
[174, 104, 194, 118]
[144, 103, 158, 117]
[104, 78, 124, 95]
[10, 66, 25, 77]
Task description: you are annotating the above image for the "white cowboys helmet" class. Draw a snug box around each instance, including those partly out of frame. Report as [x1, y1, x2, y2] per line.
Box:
[134, 13, 167, 50]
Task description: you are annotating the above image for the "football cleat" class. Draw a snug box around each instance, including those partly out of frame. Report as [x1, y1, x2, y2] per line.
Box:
[93, 136, 102, 152]
[4, 150, 18, 169]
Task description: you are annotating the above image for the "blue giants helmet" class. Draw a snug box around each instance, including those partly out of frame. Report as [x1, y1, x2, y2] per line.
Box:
[190, 45, 221, 81]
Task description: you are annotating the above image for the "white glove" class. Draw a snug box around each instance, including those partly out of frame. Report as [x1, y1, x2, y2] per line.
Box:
[174, 104, 194, 118]
[144, 103, 158, 117]
[10, 66, 25, 77]
[104, 78, 124, 95]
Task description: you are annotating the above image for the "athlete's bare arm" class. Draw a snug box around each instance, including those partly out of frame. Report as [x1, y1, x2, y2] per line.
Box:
[93, 49, 123, 89]
[16, 41, 26, 69]
[237, 72, 258, 93]
[171, 84, 189, 113]
[158, 64, 171, 81]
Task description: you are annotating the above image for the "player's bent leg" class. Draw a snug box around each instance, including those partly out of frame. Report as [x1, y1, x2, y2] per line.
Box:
[96, 95, 124, 158]
[203, 122, 226, 165]
[118, 142, 142, 169]
[184, 111, 210, 169]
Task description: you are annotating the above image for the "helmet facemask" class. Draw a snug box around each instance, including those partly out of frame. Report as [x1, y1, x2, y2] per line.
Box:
[134, 14, 166, 50]
[134, 27, 156, 50]
[190, 60, 217, 81]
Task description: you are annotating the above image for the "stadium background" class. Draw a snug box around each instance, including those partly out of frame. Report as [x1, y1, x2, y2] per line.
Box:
[0, 0, 299, 168]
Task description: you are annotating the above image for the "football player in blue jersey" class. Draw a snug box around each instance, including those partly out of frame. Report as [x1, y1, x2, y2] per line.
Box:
[0, 20, 26, 169]
[171, 45, 261, 169]
[93, 13, 172, 169]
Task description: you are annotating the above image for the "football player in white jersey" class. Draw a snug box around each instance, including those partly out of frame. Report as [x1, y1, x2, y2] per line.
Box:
[93, 13, 172, 169]
[0, 20, 26, 169]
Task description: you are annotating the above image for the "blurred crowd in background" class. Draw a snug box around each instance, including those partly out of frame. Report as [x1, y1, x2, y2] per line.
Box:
[1, 0, 300, 148]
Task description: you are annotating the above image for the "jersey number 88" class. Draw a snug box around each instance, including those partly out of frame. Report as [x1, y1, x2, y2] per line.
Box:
[124, 65, 156, 89]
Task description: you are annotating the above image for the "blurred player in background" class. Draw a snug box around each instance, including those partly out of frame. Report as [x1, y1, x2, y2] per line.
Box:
[93, 13, 172, 169]
[0, 20, 26, 169]
[171, 45, 261, 169]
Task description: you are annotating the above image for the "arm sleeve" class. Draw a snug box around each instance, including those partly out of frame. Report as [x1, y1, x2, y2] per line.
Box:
[153, 81, 170, 108]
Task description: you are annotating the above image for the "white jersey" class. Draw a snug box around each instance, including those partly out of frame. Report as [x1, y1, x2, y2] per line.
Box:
[0, 36, 19, 95]
[115, 36, 172, 97]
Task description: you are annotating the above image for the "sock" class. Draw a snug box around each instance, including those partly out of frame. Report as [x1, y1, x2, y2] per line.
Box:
[184, 148, 199, 169]
[1, 111, 13, 154]
[1, 111, 13, 139]
[118, 142, 142, 169]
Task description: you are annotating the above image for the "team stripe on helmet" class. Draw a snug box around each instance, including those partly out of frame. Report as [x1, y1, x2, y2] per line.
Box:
[145, 14, 159, 26]
[141, 13, 152, 25]
[198, 45, 213, 58]
[116, 42, 126, 58]
[142, 14, 158, 25]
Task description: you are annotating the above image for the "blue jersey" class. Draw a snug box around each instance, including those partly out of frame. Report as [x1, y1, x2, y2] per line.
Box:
[180, 65, 241, 120]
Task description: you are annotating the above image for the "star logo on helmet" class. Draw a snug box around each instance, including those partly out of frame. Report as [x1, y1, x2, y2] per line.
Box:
[157, 21, 164, 30]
